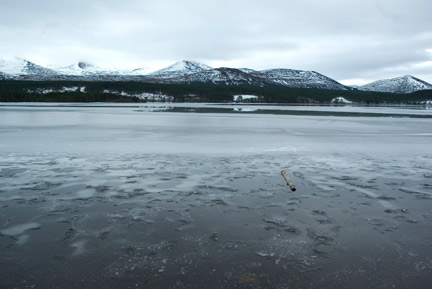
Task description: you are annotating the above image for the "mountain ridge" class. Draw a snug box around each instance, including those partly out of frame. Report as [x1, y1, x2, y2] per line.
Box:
[0, 58, 350, 90]
[1, 57, 431, 93]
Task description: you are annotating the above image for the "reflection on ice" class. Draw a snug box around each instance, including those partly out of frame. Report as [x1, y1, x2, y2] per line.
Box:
[71, 240, 87, 256]
[1, 222, 40, 236]
[16, 234, 30, 245]
[76, 188, 96, 199]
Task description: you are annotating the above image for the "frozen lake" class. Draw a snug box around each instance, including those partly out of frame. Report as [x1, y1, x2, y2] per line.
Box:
[1, 103, 432, 288]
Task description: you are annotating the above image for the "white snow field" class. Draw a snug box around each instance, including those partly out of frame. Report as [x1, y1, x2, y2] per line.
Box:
[0, 103, 431, 289]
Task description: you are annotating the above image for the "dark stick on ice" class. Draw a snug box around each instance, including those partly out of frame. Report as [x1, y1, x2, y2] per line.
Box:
[3, 219, 11, 227]
[281, 170, 296, 191]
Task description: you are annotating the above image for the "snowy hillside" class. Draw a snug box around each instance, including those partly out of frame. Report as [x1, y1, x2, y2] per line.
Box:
[0, 58, 161, 81]
[163, 67, 348, 89]
[127, 67, 153, 76]
[238, 68, 258, 74]
[172, 67, 268, 86]
[147, 60, 212, 78]
[49, 61, 106, 76]
[360, 75, 432, 93]
[0, 58, 58, 78]
[47, 61, 152, 77]
[255, 69, 348, 90]
[0, 72, 11, 80]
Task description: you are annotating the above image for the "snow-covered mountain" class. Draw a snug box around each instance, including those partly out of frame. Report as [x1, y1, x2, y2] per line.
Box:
[238, 68, 258, 74]
[48, 61, 152, 78]
[0, 58, 354, 89]
[147, 60, 212, 78]
[171, 67, 269, 86]
[127, 67, 153, 76]
[0, 72, 11, 80]
[48, 61, 106, 76]
[0, 58, 58, 79]
[1, 58, 430, 93]
[0, 58, 153, 81]
[162, 66, 348, 89]
[254, 69, 348, 90]
[147, 61, 348, 89]
[359, 75, 432, 94]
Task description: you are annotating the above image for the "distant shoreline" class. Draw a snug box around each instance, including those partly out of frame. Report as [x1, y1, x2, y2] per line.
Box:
[1, 80, 431, 104]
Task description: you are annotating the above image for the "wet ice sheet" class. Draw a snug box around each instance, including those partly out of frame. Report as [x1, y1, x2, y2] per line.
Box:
[1, 153, 432, 288]
[1, 102, 432, 115]
[0, 104, 431, 155]
[0, 104, 432, 288]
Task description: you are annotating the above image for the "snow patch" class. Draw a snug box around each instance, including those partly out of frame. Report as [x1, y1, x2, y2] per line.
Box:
[102, 90, 173, 101]
[27, 87, 86, 94]
[331, 96, 352, 104]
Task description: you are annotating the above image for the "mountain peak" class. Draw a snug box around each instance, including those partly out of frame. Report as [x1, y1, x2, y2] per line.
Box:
[0, 57, 57, 76]
[77, 61, 93, 70]
[0, 58, 29, 74]
[173, 60, 212, 70]
[148, 60, 212, 78]
[360, 75, 432, 93]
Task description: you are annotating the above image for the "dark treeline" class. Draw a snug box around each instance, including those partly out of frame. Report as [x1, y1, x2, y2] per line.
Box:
[0, 80, 431, 103]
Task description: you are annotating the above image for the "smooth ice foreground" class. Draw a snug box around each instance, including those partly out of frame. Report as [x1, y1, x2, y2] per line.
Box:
[0, 103, 432, 289]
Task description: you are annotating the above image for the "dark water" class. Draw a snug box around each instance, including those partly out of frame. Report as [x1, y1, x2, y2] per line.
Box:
[0, 104, 432, 288]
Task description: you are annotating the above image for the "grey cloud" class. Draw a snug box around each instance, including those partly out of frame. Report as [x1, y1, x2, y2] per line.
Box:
[1, 0, 432, 83]
[311, 36, 432, 80]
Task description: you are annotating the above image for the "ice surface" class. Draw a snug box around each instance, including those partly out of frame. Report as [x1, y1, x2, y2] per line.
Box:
[0, 103, 430, 155]
[0, 103, 431, 288]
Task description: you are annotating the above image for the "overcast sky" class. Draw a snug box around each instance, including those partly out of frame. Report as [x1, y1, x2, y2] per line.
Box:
[1, 0, 431, 85]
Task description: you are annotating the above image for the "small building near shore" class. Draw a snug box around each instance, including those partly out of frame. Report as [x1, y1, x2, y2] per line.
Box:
[233, 94, 259, 103]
